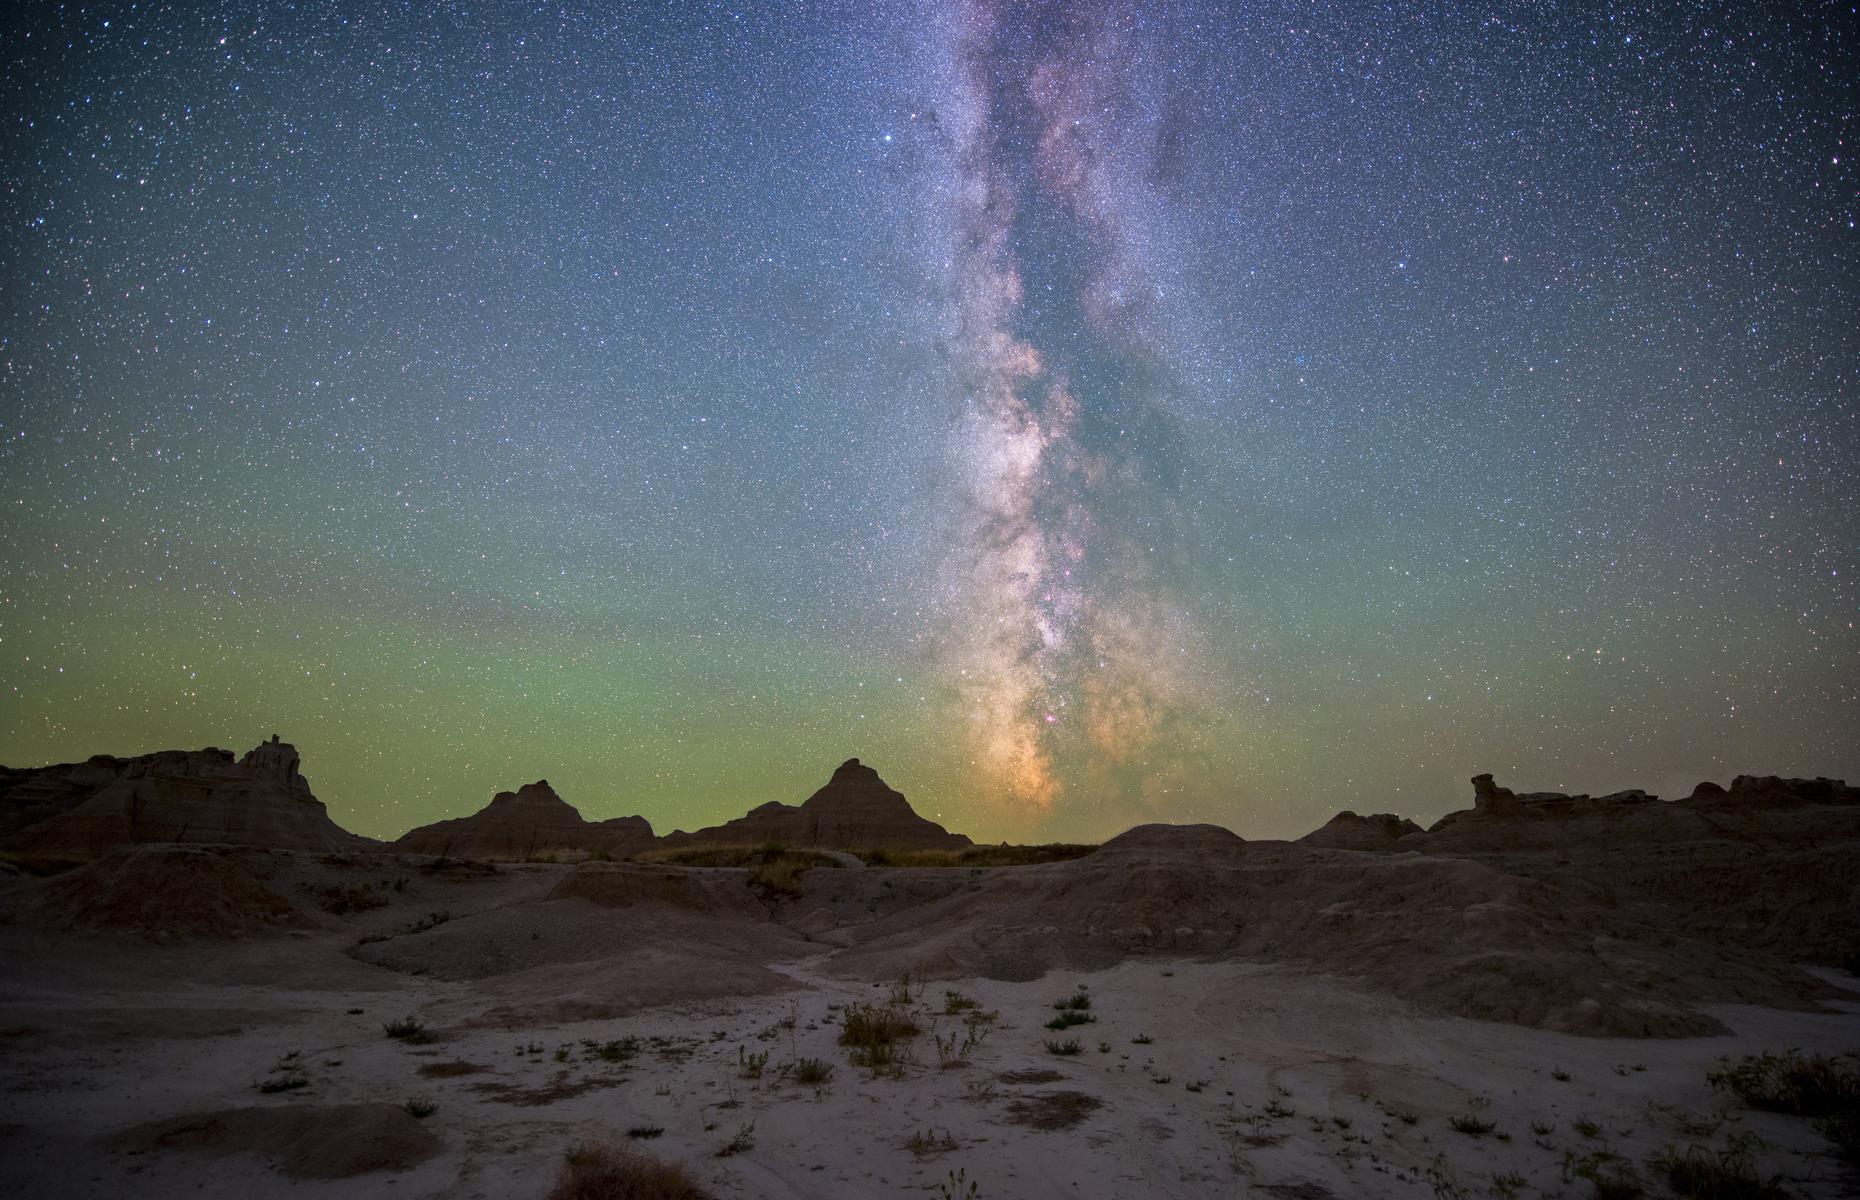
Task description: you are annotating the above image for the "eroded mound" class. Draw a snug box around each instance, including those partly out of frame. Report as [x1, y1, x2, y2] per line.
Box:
[1098, 823, 1246, 856]
[109, 1102, 441, 1179]
[812, 842, 1846, 1037]
[6, 846, 304, 938]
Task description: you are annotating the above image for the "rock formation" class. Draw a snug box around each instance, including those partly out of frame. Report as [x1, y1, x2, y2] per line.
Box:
[394, 780, 654, 860]
[660, 758, 971, 852]
[1689, 774, 1860, 807]
[1, 736, 368, 859]
[1298, 810, 1424, 850]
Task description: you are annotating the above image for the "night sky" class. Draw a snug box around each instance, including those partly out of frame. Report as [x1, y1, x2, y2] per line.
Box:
[3, 2, 1856, 842]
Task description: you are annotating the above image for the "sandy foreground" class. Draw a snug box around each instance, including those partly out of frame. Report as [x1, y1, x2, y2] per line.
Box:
[1, 918, 1854, 1200]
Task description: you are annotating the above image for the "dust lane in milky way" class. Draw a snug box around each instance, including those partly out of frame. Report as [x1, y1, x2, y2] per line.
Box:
[927, 2, 1214, 815]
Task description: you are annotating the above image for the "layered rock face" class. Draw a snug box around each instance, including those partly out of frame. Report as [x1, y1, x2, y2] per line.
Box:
[394, 780, 654, 860]
[1, 736, 367, 859]
[660, 758, 972, 852]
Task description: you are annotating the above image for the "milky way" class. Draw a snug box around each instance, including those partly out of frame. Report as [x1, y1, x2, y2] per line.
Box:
[919, 2, 1212, 814]
[1, 2, 1855, 841]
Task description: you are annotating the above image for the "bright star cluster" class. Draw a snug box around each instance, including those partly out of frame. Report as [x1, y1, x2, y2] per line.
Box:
[2, 2, 1854, 841]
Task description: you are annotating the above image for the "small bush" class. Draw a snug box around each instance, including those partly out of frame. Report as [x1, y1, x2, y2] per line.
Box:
[1053, 992, 1091, 1012]
[1708, 1051, 1860, 1117]
[404, 1098, 437, 1119]
[840, 1002, 919, 1074]
[1045, 1037, 1083, 1056]
[1450, 1114, 1496, 1137]
[626, 1125, 664, 1140]
[549, 1143, 709, 1199]
[840, 1003, 919, 1048]
[943, 990, 977, 1014]
[383, 1016, 435, 1043]
[738, 1046, 768, 1079]
[791, 1057, 834, 1086]
[1044, 1010, 1095, 1030]
[1816, 1109, 1860, 1163]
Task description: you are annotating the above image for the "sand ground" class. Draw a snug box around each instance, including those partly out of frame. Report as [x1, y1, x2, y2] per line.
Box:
[1, 923, 1854, 1200]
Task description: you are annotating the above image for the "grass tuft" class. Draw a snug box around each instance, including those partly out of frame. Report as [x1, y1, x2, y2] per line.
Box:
[549, 1142, 709, 1199]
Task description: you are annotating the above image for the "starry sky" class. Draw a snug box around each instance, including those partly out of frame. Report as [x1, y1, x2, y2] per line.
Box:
[2, 1, 1856, 843]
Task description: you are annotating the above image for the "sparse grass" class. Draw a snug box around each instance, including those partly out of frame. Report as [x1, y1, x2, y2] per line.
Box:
[907, 1128, 959, 1157]
[583, 1037, 639, 1064]
[1450, 1114, 1497, 1137]
[383, 1016, 435, 1043]
[1131, 1034, 1153, 1045]
[1654, 1138, 1787, 1200]
[1492, 1171, 1527, 1199]
[1709, 1051, 1860, 1168]
[839, 1002, 920, 1074]
[549, 1142, 709, 1199]
[855, 843, 1097, 868]
[1708, 1051, 1860, 1117]
[626, 1125, 664, 1140]
[1053, 992, 1091, 1011]
[1263, 1098, 1295, 1120]
[714, 1122, 756, 1157]
[1563, 1149, 1640, 1200]
[1045, 1037, 1083, 1056]
[738, 1046, 768, 1079]
[1044, 1010, 1096, 1030]
[1573, 1116, 1603, 1138]
[943, 990, 977, 1014]
[404, 1098, 437, 1119]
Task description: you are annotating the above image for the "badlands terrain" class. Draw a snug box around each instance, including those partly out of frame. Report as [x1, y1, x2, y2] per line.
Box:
[0, 741, 1856, 1199]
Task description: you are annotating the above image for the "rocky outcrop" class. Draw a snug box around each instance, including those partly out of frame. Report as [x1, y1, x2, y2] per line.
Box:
[660, 758, 971, 852]
[2, 736, 368, 859]
[1688, 775, 1860, 808]
[1436, 774, 1661, 833]
[1299, 810, 1424, 851]
[394, 780, 654, 860]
